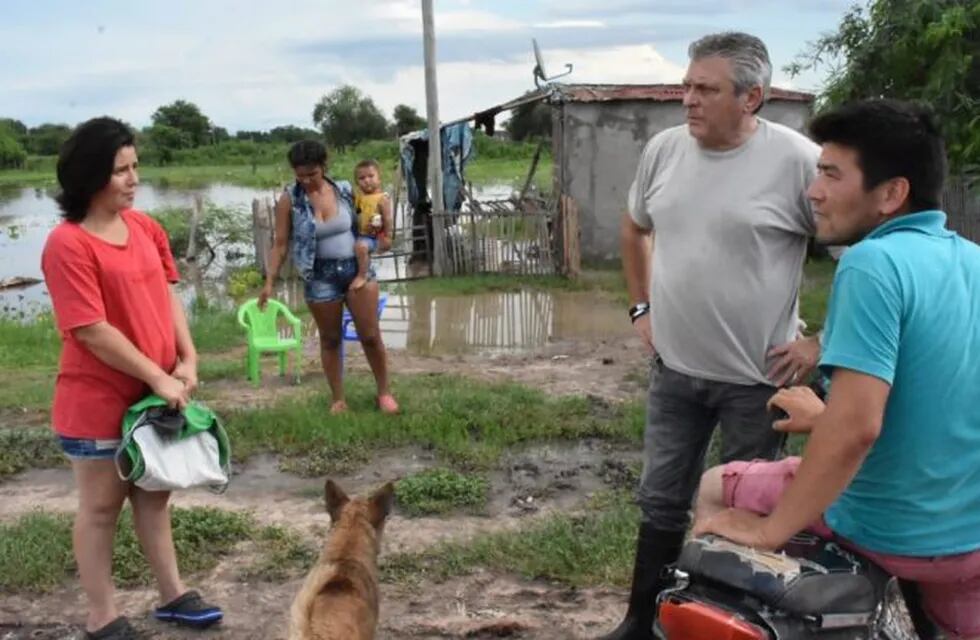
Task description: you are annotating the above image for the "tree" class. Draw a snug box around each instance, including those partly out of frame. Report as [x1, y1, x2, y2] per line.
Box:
[505, 95, 552, 142]
[151, 100, 213, 147]
[140, 124, 192, 165]
[235, 130, 271, 142]
[26, 123, 72, 155]
[0, 118, 27, 145]
[212, 126, 231, 143]
[0, 129, 26, 168]
[312, 86, 389, 151]
[392, 104, 426, 136]
[787, 0, 980, 175]
[268, 125, 321, 143]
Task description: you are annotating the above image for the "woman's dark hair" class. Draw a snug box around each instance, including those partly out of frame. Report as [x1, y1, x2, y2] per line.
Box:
[287, 139, 328, 168]
[809, 99, 947, 212]
[56, 117, 135, 222]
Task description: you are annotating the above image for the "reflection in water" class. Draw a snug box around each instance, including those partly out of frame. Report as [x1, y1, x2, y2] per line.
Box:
[379, 290, 627, 356]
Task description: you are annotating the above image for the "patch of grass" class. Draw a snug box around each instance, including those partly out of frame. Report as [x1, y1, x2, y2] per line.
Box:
[801, 257, 836, 333]
[197, 356, 245, 382]
[396, 468, 490, 516]
[242, 525, 318, 582]
[0, 368, 55, 412]
[113, 507, 253, 586]
[0, 427, 64, 478]
[226, 373, 644, 474]
[0, 511, 75, 591]
[189, 305, 246, 353]
[0, 313, 61, 369]
[0, 507, 253, 592]
[382, 491, 638, 587]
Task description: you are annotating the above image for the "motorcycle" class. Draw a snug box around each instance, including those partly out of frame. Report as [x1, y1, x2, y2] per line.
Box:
[653, 532, 942, 639]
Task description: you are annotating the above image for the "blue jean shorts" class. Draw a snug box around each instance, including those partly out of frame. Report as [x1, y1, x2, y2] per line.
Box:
[58, 435, 122, 460]
[304, 257, 376, 304]
[355, 235, 378, 252]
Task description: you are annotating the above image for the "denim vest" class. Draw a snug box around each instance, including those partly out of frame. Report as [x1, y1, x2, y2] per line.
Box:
[287, 178, 355, 281]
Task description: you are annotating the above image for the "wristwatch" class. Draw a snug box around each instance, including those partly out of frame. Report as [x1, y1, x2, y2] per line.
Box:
[628, 302, 651, 323]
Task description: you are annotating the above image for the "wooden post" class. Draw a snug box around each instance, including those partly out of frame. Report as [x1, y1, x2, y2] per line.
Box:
[186, 195, 203, 263]
[421, 0, 446, 275]
[517, 139, 546, 203]
[560, 195, 581, 279]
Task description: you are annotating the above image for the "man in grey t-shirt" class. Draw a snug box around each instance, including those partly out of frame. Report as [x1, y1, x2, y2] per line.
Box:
[600, 32, 822, 640]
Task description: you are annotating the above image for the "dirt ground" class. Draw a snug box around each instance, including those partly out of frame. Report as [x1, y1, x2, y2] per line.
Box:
[0, 333, 652, 639]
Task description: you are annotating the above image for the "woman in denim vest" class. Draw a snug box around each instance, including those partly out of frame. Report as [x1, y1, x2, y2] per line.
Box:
[259, 140, 398, 415]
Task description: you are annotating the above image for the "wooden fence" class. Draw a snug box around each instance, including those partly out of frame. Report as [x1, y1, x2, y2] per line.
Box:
[428, 195, 582, 277]
[943, 178, 980, 243]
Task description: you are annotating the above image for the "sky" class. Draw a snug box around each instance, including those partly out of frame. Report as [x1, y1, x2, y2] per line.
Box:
[1, 0, 855, 133]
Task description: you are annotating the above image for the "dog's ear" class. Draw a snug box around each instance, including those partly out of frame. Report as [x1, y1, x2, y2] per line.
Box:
[324, 479, 350, 523]
[367, 481, 396, 527]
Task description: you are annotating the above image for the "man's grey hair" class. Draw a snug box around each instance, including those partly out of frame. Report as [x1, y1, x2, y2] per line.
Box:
[688, 32, 772, 100]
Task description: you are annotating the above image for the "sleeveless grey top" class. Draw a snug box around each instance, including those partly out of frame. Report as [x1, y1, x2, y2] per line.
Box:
[314, 206, 355, 259]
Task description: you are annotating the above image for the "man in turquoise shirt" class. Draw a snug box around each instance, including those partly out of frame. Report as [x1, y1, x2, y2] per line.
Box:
[693, 99, 980, 639]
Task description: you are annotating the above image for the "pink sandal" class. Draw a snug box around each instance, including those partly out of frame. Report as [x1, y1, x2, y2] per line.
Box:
[377, 393, 399, 415]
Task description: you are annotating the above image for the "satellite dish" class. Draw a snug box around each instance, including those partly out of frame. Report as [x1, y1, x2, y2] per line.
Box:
[532, 38, 572, 88]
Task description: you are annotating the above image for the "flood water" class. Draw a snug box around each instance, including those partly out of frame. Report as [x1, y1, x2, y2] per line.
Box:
[0, 182, 626, 356]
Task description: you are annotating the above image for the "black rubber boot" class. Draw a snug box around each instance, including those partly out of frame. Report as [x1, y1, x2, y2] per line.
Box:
[596, 523, 686, 640]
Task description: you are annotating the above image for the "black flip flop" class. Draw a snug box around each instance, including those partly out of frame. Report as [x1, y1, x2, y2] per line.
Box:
[85, 616, 140, 640]
[153, 590, 223, 628]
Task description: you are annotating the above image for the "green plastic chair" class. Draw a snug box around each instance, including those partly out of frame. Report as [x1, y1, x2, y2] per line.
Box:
[237, 298, 302, 386]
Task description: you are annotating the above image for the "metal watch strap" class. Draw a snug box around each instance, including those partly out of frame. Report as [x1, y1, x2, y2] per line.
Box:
[629, 302, 650, 323]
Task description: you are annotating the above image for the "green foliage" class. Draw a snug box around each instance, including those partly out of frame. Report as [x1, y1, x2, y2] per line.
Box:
[149, 202, 251, 266]
[24, 124, 71, 156]
[0, 118, 28, 141]
[392, 104, 427, 136]
[0, 511, 75, 591]
[505, 96, 553, 142]
[382, 491, 639, 587]
[0, 312, 61, 368]
[151, 99, 214, 148]
[227, 266, 265, 300]
[313, 85, 390, 151]
[0, 428, 65, 479]
[269, 125, 322, 144]
[0, 507, 253, 592]
[396, 468, 490, 516]
[787, 0, 980, 174]
[0, 129, 27, 169]
[800, 257, 837, 333]
[139, 123, 192, 164]
[471, 130, 544, 160]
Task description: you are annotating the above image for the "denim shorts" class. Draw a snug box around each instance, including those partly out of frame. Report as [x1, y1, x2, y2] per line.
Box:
[355, 235, 378, 252]
[58, 435, 122, 460]
[304, 257, 376, 304]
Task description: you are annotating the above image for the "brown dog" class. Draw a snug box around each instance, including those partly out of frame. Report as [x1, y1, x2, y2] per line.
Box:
[288, 480, 395, 640]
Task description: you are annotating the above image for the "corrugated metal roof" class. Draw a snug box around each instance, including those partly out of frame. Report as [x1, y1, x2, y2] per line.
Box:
[554, 83, 814, 103]
[451, 82, 814, 134]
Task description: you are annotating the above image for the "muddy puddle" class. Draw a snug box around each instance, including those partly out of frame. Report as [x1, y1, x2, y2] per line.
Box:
[283, 289, 631, 358]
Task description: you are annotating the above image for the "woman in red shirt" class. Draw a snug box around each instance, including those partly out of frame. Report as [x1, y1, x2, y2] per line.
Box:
[41, 118, 222, 639]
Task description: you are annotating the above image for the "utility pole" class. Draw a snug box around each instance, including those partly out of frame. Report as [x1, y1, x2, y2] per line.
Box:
[421, 0, 445, 275]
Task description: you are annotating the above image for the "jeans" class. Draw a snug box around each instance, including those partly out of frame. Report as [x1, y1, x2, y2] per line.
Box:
[637, 358, 783, 531]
